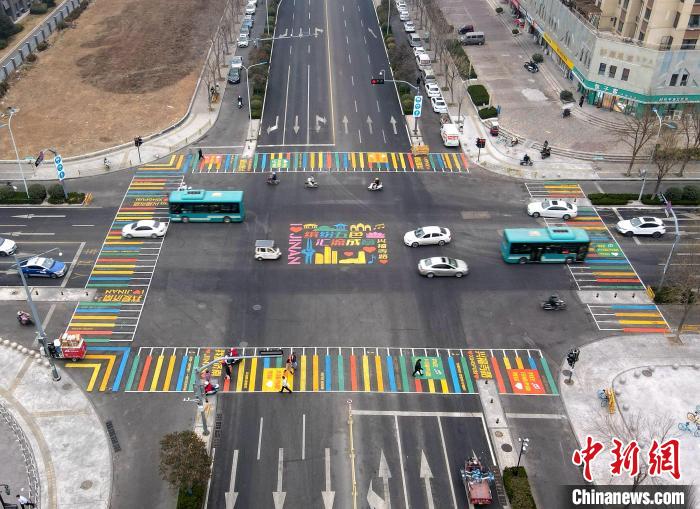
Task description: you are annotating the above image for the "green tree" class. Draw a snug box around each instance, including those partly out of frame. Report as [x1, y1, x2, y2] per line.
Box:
[160, 431, 212, 494]
[0, 11, 20, 40]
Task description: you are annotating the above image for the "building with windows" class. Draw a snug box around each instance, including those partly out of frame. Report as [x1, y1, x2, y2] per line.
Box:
[511, 0, 700, 118]
[1, 0, 30, 21]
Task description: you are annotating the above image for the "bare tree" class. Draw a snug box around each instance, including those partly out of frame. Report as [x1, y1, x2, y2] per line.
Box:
[651, 131, 680, 195]
[676, 105, 700, 177]
[663, 240, 700, 340]
[619, 106, 659, 177]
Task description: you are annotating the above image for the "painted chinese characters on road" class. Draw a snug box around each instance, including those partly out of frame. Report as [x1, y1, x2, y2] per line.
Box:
[287, 223, 388, 265]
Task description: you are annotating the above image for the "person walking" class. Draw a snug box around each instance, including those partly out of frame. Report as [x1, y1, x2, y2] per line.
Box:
[280, 375, 292, 393]
[579, 95, 585, 107]
[412, 358, 423, 377]
[198, 148, 204, 161]
[222, 359, 232, 380]
[16, 494, 36, 508]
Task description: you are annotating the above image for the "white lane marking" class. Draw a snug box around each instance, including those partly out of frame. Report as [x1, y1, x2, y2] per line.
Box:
[346, 35, 349, 44]
[290, 45, 292, 55]
[322, 447, 335, 508]
[364, 35, 367, 44]
[308, 44, 311, 53]
[302, 413, 306, 460]
[224, 450, 239, 509]
[358, 129, 362, 144]
[367, 53, 371, 64]
[323, 0, 335, 144]
[594, 181, 604, 193]
[306, 64, 311, 144]
[505, 413, 568, 419]
[309, 11, 310, 19]
[257, 417, 264, 460]
[382, 129, 387, 144]
[612, 207, 624, 221]
[273, 448, 286, 508]
[376, 99, 380, 112]
[437, 417, 458, 509]
[351, 75, 354, 86]
[41, 303, 57, 331]
[419, 450, 435, 509]
[282, 65, 292, 144]
[394, 416, 410, 508]
[72, 224, 95, 227]
[348, 53, 351, 64]
[62, 241, 85, 288]
[354, 99, 358, 113]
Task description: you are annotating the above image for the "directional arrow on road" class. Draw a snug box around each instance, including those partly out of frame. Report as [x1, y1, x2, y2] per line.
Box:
[315, 27, 325, 37]
[315, 115, 327, 132]
[12, 214, 66, 219]
[389, 116, 398, 135]
[378, 450, 391, 508]
[281, 28, 289, 37]
[419, 450, 435, 509]
[0, 232, 55, 237]
[367, 27, 377, 38]
[322, 448, 335, 509]
[273, 448, 286, 509]
[224, 450, 239, 509]
[267, 116, 279, 135]
[366, 116, 374, 135]
[293, 115, 300, 134]
[342, 116, 349, 134]
[299, 27, 305, 37]
[366, 479, 385, 509]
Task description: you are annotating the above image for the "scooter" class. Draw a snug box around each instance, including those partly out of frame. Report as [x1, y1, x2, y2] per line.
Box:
[237, 96, 243, 109]
[542, 297, 567, 311]
[540, 148, 551, 159]
[304, 177, 319, 188]
[519, 156, 533, 166]
[524, 61, 539, 73]
[204, 383, 220, 396]
[266, 176, 280, 185]
[103, 158, 111, 170]
[17, 311, 32, 326]
[368, 182, 383, 191]
[509, 137, 519, 147]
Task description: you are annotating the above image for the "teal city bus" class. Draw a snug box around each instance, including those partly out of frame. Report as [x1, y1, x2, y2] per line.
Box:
[168, 189, 245, 223]
[501, 226, 589, 264]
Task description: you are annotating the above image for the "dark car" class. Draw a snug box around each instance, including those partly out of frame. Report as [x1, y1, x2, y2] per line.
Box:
[227, 68, 241, 84]
[458, 25, 474, 34]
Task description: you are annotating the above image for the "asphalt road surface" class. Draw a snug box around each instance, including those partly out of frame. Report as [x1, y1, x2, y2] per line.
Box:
[257, 0, 411, 152]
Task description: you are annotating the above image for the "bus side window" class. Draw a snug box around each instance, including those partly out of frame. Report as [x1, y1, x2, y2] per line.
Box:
[194, 204, 209, 213]
[170, 203, 181, 214]
[210, 204, 221, 213]
[510, 243, 529, 254]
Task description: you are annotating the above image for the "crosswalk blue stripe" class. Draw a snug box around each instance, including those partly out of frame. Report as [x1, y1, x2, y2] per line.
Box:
[386, 356, 397, 392]
[447, 356, 461, 394]
[325, 355, 332, 391]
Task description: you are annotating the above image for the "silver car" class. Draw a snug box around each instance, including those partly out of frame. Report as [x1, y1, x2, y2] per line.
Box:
[418, 257, 468, 278]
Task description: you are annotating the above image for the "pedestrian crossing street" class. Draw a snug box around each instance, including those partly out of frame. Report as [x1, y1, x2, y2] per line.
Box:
[66, 345, 559, 396]
[191, 151, 469, 173]
[64, 156, 186, 343]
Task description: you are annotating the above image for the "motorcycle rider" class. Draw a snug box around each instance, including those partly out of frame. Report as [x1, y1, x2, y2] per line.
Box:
[542, 140, 549, 151]
[306, 176, 317, 187]
[17, 310, 31, 323]
[522, 154, 531, 165]
[547, 295, 562, 308]
[237, 95, 243, 109]
[267, 171, 278, 183]
[370, 177, 381, 190]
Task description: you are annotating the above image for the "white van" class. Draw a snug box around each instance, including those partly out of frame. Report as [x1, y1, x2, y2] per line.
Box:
[440, 124, 460, 147]
[416, 53, 431, 69]
[409, 33, 422, 47]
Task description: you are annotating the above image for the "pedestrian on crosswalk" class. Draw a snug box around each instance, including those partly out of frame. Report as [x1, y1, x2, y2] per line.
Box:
[198, 148, 204, 161]
[412, 358, 423, 377]
[280, 375, 292, 393]
[222, 360, 232, 380]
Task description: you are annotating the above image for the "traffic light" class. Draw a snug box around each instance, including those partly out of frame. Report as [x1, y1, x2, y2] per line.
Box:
[475, 138, 486, 148]
[370, 77, 385, 85]
[566, 348, 580, 368]
[34, 150, 44, 167]
[134, 136, 143, 147]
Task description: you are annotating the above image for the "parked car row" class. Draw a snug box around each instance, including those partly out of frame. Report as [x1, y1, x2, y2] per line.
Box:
[526, 199, 667, 238]
[238, 0, 257, 47]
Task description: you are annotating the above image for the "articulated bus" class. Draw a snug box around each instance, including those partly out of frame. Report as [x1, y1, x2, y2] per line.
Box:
[501, 227, 590, 264]
[168, 190, 245, 223]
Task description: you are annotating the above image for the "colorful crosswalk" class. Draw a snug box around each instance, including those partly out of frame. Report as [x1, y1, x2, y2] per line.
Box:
[587, 304, 671, 334]
[66, 345, 559, 396]
[525, 182, 586, 199]
[64, 156, 186, 343]
[191, 151, 469, 173]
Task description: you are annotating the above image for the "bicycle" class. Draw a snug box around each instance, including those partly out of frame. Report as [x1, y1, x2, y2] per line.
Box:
[677, 421, 700, 437]
[687, 405, 700, 424]
[597, 389, 609, 407]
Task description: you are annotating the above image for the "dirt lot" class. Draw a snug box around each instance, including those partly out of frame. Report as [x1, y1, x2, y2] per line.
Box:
[0, 0, 224, 158]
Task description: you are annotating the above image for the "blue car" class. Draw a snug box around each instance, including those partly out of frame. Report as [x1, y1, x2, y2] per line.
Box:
[19, 256, 67, 278]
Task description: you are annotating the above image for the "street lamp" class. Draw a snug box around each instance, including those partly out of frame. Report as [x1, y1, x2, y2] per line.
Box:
[2, 107, 29, 198]
[241, 61, 269, 138]
[12, 248, 62, 381]
[517, 437, 530, 469]
[657, 193, 680, 289]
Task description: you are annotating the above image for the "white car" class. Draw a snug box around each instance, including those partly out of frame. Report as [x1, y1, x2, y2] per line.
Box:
[0, 236, 17, 256]
[395, 0, 407, 9]
[230, 56, 243, 69]
[527, 199, 578, 220]
[425, 82, 441, 98]
[412, 46, 425, 57]
[616, 216, 666, 238]
[245, 4, 256, 14]
[121, 220, 168, 239]
[404, 21, 416, 33]
[431, 96, 448, 113]
[418, 257, 468, 278]
[404, 226, 452, 247]
[238, 33, 249, 47]
[399, 11, 410, 21]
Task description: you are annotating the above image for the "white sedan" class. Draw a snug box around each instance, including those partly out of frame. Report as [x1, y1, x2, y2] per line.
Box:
[121, 220, 168, 239]
[527, 199, 577, 220]
[404, 21, 416, 32]
[0, 236, 17, 256]
[404, 226, 452, 247]
[431, 96, 448, 113]
[418, 257, 468, 278]
[399, 11, 410, 21]
[616, 216, 666, 238]
[425, 82, 441, 98]
[412, 46, 425, 57]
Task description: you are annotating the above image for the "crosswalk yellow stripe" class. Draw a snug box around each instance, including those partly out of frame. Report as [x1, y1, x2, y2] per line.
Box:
[350, 152, 356, 170]
[248, 357, 258, 391]
[374, 355, 384, 392]
[440, 379, 449, 393]
[313, 354, 319, 391]
[359, 152, 365, 170]
[310, 152, 316, 169]
[150, 355, 164, 391]
[443, 153, 452, 171]
[399, 153, 406, 169]
[163, 355, 176, 391]
[428, 379, 435, 393]
[362, 354, 370, 391]
[300, 355, 307, 391]
[236, 359, 245, 391]
[391, 153, 398, 170]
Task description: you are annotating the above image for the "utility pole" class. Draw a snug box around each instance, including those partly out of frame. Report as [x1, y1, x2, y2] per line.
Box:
[658, 193, 680, 288]
[4, 107, 29, 198]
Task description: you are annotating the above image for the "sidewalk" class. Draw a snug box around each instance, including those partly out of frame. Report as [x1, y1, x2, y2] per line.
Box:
[0, 339, 112, 508]
[560, 334, 700, 490]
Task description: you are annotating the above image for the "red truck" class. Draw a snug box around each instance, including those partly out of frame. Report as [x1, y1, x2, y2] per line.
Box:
[460, 455, 495, 505]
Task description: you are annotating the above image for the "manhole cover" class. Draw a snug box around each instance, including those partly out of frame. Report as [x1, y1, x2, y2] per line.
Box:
[494, 431, 504, 438]
[501, 443, 513, 452]
[80, 480, 93, 490]
[642, 369, 652, 377]
[62, 383, 72, 391]
[252, 304, 262, 311]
